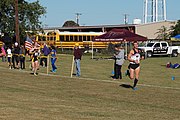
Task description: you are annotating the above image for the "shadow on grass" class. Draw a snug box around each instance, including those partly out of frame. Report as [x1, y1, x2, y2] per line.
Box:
[30, 73, 39, 75]
[72, 73, 76, 76]
[119, 84, 133, 89]
[110, 75, 115, 79]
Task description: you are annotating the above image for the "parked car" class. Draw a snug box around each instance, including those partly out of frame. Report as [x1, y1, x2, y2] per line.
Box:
[138, 41, 180, 57]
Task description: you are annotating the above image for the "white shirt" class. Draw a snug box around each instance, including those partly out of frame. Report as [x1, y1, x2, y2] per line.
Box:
[7, 48, 12, 57]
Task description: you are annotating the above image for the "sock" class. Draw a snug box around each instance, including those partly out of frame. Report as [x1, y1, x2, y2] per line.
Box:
[133, 78, 138, 88]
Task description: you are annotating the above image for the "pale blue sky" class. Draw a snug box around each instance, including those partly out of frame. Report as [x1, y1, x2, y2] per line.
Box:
[28, 0, 180, 27]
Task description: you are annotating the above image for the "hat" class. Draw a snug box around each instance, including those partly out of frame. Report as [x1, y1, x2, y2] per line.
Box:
[15, 42, 18, 46]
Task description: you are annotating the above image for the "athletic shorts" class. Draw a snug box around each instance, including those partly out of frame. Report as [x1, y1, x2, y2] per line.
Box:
[128, 64, 140, 70]
[32, 57, 38, 62]
[8, 57, 11, 62]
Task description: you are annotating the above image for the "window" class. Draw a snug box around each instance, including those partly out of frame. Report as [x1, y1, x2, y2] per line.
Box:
[147, 43, 154, 47]
[47, 37, 50, 41]
[83, 36, 86, 41]
[66, 35, 69, 41]
[50, 36, 54, 40]
[154, 43, 160, 47]
[79, 36, 82, 41]
[70, 35, 73, 41]
[161, 43, 167, 47]
[74, 36, 78, 41]
[91, 36, 95, 41]
[42, 36, 46, 41]
[87, 36, 90, 41]
[60, 35, 64, 41]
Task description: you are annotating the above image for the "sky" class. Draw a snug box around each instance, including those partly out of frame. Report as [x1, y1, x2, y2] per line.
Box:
[28, 0, 180, 27]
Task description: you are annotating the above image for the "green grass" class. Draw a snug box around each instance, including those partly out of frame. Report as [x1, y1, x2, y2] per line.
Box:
[0, 55, 180, 120]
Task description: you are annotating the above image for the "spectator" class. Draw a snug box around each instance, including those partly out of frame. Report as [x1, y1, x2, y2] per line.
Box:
[41, 43, 50, 67]
[113, 44, 125, 80]
[73, 43, 82, 77]
[12, 42, 20, 69]
[19, 45, 26, 69]
[0, 43, 6, 62]
[50, 45, 57, 72]
[7, 46, 12, 69]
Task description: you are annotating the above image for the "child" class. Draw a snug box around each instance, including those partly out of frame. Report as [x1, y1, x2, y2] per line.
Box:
[7, 47, 12, 69]
[51, 46, 57, 72]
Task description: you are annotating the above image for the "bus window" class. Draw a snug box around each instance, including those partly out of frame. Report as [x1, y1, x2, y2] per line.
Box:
[83, 36, 86, 41]
[74, 36, 78, 41]
[70, 35, 73, 41]
[38, 36, 45, 41]
[60, 35, 64, 41]
[66, 35, 69, 41]
[50, 36, 54, 40]
[47, 37, 50, 41]
[79, 36, 82, 41]
[91, 36, 94, 41]
[87, 36, 90, 41]
[42, 36, 46, 41]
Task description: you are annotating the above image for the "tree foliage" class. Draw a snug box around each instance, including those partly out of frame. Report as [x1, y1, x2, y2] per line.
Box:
[62, 20, 79, 27]
[155, 26, 170, 41]
[170, 20, 180, 37]
[0, 0, 46, 39]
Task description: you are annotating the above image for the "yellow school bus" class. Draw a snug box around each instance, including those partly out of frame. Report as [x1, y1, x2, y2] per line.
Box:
[36, 31, 111, 49]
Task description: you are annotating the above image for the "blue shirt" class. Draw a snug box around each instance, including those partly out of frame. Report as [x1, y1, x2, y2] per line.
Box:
[51, 49, 56, 58]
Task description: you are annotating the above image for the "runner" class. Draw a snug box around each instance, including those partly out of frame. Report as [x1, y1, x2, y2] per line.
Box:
[127, 41, 144, 90]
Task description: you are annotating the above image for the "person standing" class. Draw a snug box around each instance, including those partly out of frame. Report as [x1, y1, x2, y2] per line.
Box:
[0, 43, 6, 62]
[73, 43, 82, 77]
[12, 42, 20, 69]
[50, 46, 57, 72]
[7, 46, 12, 69]
[41, 43, 50, 67]
[19, 45, 26, 69]
[127, 41, 144, 90]
[113, 44, 125, 80]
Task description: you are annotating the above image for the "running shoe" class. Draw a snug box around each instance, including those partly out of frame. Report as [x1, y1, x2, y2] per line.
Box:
[132, 87, 138, 90]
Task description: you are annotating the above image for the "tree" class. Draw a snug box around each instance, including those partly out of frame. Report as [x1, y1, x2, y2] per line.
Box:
[155, 26, 170, 41]
[170, 20, 180, 37]
[0, 0, 46, 42]
[62, 20, 79, 27]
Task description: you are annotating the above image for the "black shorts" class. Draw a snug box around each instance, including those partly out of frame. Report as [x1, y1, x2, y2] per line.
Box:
[8, 57, 11, 62]
[32, 57, 38, 62]
[128, 64, 140, 70]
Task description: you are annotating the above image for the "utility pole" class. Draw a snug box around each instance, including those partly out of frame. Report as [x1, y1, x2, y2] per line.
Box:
[75, 13, 82, 25]
[123, 14, 129, 24]
[15, 0, 20, 45]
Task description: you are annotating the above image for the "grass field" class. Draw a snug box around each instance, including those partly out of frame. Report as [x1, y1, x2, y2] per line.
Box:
[0, 54, 180, 120]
